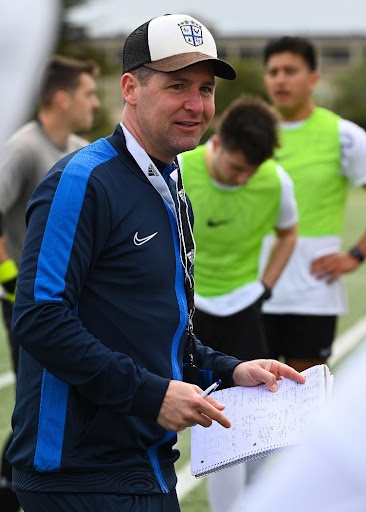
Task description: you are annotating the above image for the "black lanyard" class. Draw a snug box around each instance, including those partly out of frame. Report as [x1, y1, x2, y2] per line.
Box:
[169, 161, 195, 316]
[169, 162, 198, 384]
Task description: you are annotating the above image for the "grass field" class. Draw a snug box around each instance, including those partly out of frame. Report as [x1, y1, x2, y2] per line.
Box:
[0, 186, 365, 511]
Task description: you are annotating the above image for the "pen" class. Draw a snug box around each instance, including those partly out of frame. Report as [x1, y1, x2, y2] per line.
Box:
[201, 379, 222, 398]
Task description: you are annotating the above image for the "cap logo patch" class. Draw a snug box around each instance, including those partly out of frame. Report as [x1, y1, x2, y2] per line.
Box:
[179, 20, 203, 47]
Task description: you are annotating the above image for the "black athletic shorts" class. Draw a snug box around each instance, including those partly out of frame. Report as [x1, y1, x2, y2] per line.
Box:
[193, 298, 270, 360]
[263, 313, 337, 360]
[16, 489, 180, 512]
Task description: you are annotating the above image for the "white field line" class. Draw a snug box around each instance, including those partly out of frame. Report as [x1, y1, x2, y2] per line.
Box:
[176, 460, 205, 500]
[1, 317, 365, 501]
[328, 315, 366, 366]
[0, 370, 15, 389]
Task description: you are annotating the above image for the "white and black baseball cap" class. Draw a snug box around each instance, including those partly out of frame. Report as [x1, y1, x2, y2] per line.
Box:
[122, 14, 236, 80]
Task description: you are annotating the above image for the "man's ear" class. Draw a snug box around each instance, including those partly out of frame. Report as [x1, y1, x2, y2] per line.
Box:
[54, 89, 71, 109]
[121, 73, 139, 106]
[211, 134, 221, 151]
[309, 71, 319, 92]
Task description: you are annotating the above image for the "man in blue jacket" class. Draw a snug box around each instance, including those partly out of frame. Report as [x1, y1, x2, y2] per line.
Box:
[7, 13, 305, 512]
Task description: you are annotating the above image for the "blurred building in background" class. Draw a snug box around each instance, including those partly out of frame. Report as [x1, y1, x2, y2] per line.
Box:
[91, 33, 366, 75]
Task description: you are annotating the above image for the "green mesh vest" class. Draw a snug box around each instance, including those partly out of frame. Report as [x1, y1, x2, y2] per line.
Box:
[181, 146, 281, 297]
[275, 107, 347, 236]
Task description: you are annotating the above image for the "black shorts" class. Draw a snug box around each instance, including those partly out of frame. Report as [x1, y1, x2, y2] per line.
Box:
[263, 313, 337, 360]
[193, 300, 270, 360]
[16, 489, 180, 512]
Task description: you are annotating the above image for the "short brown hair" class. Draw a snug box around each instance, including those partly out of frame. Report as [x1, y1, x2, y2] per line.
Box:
[40, 55, 99, 106]
[130, 65, 157, 86]
[218, 95, 280, 165]
[264, 36, 317, 71]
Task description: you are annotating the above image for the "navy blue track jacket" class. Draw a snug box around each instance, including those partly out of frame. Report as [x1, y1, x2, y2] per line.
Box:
[7, 124, 241, 495]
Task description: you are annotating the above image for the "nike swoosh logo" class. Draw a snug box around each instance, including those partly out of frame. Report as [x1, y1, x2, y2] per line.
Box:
[133, 231, 158, 246]
[207, 219, 231, 227]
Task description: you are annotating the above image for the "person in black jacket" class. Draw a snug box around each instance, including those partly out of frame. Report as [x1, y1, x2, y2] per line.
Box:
[7, 13, 305, 512]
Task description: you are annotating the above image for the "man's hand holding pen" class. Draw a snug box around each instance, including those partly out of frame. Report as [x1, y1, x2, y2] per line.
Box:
[157, 379, 231, 432]
[157, 360, 305, 432]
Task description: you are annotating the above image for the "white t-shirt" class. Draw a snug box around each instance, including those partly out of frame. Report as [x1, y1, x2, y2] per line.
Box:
[261, 118, 366, 315]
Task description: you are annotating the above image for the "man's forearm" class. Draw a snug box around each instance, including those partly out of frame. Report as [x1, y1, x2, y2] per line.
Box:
[261, 224, 297, 288]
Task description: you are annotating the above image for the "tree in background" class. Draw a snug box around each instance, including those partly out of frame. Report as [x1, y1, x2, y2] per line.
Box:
[215, 59, 266, 115]
[202, 59, 267, 143]
[331, 58, 366, 130]
[59, 0, 117, 74]
[41, 0, 116, 141]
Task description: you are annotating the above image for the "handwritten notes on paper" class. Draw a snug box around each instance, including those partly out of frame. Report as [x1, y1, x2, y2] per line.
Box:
[191, 364, 333, 477]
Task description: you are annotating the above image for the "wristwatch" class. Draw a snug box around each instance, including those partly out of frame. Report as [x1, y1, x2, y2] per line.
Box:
[348, 246, 365, 263]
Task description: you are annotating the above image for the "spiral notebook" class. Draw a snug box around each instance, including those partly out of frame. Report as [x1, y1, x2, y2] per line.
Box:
[191, 364, 333, 477]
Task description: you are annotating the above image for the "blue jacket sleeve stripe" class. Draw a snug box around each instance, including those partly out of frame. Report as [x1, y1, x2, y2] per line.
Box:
[33, 141, 117, 471]
[34, 140, 117, 302]
[34, 146, 108, 302]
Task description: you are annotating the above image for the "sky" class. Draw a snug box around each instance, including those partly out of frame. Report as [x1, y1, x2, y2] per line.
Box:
[68, 0, 366, 38]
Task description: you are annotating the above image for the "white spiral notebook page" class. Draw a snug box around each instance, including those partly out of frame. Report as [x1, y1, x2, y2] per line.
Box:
[191, 364, 333, 477]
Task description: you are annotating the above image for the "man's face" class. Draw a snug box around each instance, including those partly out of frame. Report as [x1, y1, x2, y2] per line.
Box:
[211, 137, 258, 186]
[67, 73, 100, 132]
[132, 62, 216, 162]
[264, 52, 318, 119]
